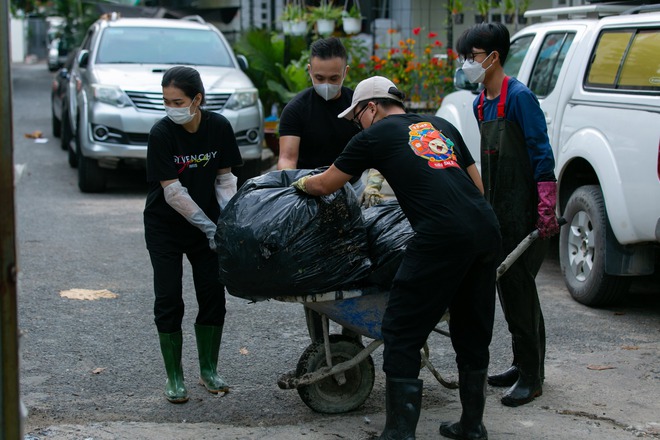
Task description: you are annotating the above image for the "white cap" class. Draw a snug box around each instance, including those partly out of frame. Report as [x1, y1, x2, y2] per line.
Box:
[338, 76, 405, 119]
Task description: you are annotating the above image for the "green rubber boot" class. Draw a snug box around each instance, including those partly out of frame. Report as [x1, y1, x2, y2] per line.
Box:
[158, 331, 188, 403]
[194, 324, 229, 393]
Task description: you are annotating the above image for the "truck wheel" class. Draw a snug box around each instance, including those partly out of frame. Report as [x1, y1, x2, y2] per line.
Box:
[296, 335, 375, 414]
[559, 185, 631, 306]
[76, 121, 106, 193]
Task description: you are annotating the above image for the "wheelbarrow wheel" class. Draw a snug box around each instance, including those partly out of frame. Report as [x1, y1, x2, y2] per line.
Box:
[296, 334, 375, 414]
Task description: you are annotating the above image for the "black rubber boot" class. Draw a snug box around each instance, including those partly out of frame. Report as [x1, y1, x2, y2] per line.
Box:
[194, 324, 229, 393]
[500, 367, 542, 407]
[439, 369, 488, 440]
[378, 377, 423, 440]
[158, 331, 188, 403]
[487, 365, 519, 387]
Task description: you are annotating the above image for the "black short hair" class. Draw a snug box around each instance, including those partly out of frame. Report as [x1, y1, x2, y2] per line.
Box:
[161, 66, 206, 104]
[456, 22, 510, 65]
[310, 37, 348, 62]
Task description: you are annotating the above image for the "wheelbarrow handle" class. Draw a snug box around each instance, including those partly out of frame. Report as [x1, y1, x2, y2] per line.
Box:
[495, 217, 567, 280]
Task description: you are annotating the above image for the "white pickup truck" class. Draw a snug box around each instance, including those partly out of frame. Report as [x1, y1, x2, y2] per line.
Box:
[437, 5, 660, 306]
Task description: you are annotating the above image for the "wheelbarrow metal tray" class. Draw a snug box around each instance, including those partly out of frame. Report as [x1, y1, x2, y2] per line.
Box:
[275, 287, 388, 340]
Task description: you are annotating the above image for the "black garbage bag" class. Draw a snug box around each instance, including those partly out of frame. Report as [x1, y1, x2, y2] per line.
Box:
[216, 169, 372, 301]
[363, 200, 415, 287]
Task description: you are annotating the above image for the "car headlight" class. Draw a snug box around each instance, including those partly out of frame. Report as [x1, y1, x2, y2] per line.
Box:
[224, 90, 257, 110]
[92, 84, 132, 108]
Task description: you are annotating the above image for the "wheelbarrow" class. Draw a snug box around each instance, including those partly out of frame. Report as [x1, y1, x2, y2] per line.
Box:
[273, 220, 565, 414]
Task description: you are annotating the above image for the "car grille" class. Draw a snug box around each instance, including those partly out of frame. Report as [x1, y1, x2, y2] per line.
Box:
[125, 91, 232, 111]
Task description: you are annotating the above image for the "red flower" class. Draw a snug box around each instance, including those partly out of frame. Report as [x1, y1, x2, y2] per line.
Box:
[428, 32, 438, 39]
[413, 27, 421, 35]
[434, 40, 443, 47]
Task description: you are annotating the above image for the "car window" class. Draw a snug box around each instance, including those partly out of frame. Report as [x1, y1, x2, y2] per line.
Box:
[586, 27, 660, 93]
[528, 32, 575, 98]
[95, 27, 234, 67]
[504, 34, 534, 78]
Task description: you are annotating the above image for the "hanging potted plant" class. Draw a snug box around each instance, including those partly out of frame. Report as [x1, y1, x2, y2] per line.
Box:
[450, 0, 464, 25]
[341, 1, 362, 35]
[280, 1, 308, 36]
[518, 0, 531, 24]
[502, 0, 516, 23]
[475, 0, 492, 23]
[309, 0, 342, 36]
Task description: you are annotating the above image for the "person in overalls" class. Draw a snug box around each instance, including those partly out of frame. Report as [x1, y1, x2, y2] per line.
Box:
[455, 22, 560, 415]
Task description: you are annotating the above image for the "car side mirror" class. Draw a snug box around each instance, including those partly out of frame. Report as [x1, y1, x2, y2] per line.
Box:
[236, 54, 249, 72]
[454, 68, 481, 93]
[78, 49, 89, 69]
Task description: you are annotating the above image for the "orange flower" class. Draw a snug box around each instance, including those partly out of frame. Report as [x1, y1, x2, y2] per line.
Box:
[387, 28, 397, 34]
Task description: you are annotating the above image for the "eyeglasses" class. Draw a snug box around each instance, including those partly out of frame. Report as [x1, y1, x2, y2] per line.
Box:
[459, 51, 488, 64]
[351, 104, 370, 131]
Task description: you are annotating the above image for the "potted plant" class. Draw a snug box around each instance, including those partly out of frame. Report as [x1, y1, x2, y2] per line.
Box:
[475, 0, 492, 23]
[341, 1, 362, 35]
[502, 0, 516, 23]
[309, 0, 342, 35]
[280, 1, 308, 36]
[518, 0, 531, 24]
[450, 0, 464, 25]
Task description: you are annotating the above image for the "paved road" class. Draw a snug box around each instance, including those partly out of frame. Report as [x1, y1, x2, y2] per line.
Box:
[12, 61, 660, 440]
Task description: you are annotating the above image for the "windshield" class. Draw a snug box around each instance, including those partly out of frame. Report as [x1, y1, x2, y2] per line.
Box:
[95, 27, 234, 67]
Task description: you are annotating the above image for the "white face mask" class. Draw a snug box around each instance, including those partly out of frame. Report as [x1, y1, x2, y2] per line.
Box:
[462, 52, 493, 84]
[310, 72, 344, 101]
[165, 101, 196, 125]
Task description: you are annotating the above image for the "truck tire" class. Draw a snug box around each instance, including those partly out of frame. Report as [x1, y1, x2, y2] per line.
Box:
[559, 185, 631, 306]
[76, 120, 106, 193]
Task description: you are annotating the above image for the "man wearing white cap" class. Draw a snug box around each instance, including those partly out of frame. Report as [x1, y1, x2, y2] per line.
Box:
[293, 76, 501, 440]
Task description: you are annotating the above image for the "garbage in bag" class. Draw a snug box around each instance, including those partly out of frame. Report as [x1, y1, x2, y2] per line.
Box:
[216, 169, 372, 301]
[362, 200, 415, 287]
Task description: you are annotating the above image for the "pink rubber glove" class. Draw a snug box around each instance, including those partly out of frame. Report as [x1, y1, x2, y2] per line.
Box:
[535, 181, 560, 239]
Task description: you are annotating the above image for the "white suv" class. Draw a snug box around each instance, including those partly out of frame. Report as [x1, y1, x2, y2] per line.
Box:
[437, 5, 660, 306]
[66, 14, 264, 192]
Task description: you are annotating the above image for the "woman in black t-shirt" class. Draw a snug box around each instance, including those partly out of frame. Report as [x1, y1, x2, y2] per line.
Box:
[143, 66, 242, 403]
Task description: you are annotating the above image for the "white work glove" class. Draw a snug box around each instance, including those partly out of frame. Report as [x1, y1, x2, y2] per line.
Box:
[164, 181, 217, 251]
[215, 172, 237, 210]
[360, 169, 385, 208]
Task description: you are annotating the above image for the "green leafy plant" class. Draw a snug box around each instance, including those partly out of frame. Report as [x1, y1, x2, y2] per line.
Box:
[308, 0, 343, 21]
[450, 0, 463, 15]
[475, 0, 493, 17]
[502, 0, 516, 14]
[280, 2, 306, 22]
[342, 3, 362, 19]
[233, 29, 308, 109]
[519, 0, 531, 14]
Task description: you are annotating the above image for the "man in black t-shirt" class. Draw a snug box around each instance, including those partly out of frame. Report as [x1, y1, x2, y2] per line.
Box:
[278, 37, 362, 342]
[292, 76, 502, 439]
[277, 37, 359, 171]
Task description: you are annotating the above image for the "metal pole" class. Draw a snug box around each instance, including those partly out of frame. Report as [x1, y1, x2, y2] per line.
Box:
[0, 2, 22, 439]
